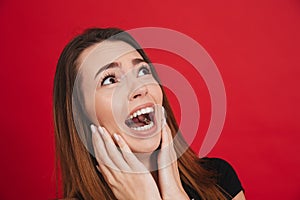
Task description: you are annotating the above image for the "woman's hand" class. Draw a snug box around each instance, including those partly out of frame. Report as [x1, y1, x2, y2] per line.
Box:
[157, 125, 189, 200]
[91, 125, 161, 200]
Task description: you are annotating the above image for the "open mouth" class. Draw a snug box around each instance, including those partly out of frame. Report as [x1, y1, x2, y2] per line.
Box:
[124, 106, 155, 131]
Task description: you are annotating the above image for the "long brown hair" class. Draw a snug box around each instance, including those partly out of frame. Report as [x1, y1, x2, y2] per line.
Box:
[53, 28, 227, 199]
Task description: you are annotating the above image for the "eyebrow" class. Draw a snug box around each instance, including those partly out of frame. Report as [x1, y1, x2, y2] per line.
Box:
[94, 58, 146, 79]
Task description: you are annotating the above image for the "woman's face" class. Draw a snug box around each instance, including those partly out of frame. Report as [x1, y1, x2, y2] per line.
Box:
[79, 41, 163, 153]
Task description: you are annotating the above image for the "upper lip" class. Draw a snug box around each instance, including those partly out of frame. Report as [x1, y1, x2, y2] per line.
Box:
[127, 102, 155, 119]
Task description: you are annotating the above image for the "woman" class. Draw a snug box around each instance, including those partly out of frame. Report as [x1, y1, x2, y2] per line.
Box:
[53, 27, 245, 200]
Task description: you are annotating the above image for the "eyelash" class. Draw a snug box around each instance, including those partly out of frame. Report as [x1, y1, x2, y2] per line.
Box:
[100, 72, 117, 86]
[99, 65, 151, 87]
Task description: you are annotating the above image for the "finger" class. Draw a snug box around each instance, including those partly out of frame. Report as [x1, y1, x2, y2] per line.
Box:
[165, 125, 176, 158]
[114, 134, 146, 172]
[167, 127, 172, 141]
[161, 124, 174, 150]
[158, 128, 171, 168]
[159, 125, 177, 168]
[160, 125, 168, 149]
[158, 125, 182, 190]
[91, 125, 118, 170]
[99, 126, 131, 172]
[166, 125, 173, 146]
[163, 126, 180, 182]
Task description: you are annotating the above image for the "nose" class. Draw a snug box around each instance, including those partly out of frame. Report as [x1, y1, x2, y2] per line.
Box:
[129, 85, 148, 101]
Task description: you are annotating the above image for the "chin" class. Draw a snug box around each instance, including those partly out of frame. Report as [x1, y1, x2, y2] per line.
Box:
[129, 135, 161, 154]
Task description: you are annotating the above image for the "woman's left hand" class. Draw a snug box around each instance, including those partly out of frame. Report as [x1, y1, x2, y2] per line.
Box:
[157, 125, 190, 200]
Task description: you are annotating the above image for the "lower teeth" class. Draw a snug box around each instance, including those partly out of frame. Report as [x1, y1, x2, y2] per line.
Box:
[132, 121, 154, 131]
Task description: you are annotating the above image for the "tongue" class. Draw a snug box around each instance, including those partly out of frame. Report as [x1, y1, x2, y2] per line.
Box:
[131, 114, 147, 126]
[138, 115, 146, 122]
[131, 115, 146, 124]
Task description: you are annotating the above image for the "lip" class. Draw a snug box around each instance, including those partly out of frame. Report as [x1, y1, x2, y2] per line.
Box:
[129, 121, 158, 138]
[127, 102, 155, 118]
[125, 102, 160, 138]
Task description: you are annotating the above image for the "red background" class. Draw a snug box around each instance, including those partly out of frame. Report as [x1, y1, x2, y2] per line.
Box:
[1, 0, 300, 199]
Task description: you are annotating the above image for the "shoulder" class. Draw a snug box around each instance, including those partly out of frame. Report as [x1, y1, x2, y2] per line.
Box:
[200, 157, 244, 198]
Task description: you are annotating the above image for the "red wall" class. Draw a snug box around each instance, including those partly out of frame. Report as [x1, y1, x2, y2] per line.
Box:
[1, 0, 300, 199]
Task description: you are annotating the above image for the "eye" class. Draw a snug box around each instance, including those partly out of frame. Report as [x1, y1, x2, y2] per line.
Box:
[137, 65, 151, 77]
[101, 74, 117, 86]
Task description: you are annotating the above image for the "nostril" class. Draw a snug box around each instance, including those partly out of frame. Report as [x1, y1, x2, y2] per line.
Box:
[130, 87, 148, 100]
[133, 94, 141, 99]
[133, 93, 142, 99]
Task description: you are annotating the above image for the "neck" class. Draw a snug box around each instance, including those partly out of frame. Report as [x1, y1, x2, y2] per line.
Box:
[135, 151, 159, 182]
[135, 151, 158, 170]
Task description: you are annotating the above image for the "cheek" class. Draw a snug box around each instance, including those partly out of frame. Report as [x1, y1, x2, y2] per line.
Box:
[151, 84, 163, 104]
[94, 92, 113, 124]
[94, 91, 127, 128]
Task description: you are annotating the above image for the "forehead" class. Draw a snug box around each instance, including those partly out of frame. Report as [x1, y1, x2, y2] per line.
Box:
[78, 40, 141, 68]
[113, 49, 143, 63]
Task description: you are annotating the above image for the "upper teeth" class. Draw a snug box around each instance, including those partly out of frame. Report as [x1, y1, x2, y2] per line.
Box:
[130, 107, 154, 119]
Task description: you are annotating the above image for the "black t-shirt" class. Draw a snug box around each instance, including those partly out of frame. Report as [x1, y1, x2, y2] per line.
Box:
[78, 157, 243, 199]
[182, 157, 244, 200]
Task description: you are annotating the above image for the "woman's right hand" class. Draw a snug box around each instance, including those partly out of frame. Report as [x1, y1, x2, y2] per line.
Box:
[91, 125, 162, 200]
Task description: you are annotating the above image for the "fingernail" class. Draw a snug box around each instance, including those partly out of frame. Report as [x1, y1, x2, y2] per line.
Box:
[113, 133, 119, 141]
[162, 106, 165, 116]
[90, 124, 96, 133]
[98, 126, 104, 135]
